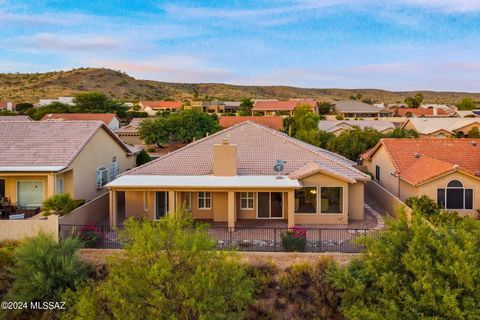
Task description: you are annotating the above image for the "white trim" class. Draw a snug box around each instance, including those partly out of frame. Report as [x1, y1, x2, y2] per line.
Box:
[197, 191, 212, 210]
[0, 166, 65, 172]
[256, 192, 284, 219]
[319, 186, 344, 215]
[240, 192, 254, 210]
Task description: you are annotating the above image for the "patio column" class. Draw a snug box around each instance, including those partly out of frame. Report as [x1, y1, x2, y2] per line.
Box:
[109, 189, 117, 226]
[227, 191, 235, 229]
[287, 190, 295, 228]
[168, 191, 176, 214]
[47, 174, 55, 197]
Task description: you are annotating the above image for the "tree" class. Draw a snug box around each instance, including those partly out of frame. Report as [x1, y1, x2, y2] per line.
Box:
[239, 98, 254, 114]
[332, 208, 480, 319]
[72, 92, 129, 117]
[326, 127, 383, 160]
[139, 117, 171, 146]
[384, 128, 419, 138]
[15, 103, 33, 112]
[285, 105, 320, 137]
[404, 96, 420, 108]
[414, 92, 424, 105]
[456, 98, 477, 110]
[63, 210, 254, 320]
[136, 149, 152, 166]
[25, 101, 70, 120]
[405, 195, 440, 217]
[318, 102, 333, 115]
[42, 193, 77, 216]
[467, 126, 480, 138]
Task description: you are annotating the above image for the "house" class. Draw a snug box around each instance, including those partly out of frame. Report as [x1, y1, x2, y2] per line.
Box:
[115, 118, 146, 145]
[223, 101, 241, 113]
[334, 100, 393, 118]
[38, 97, 75, 106]
[0, 121, 139, 211]
[106, 121, 370, 227]
[455, 110, 478, 118]
[391, 107, 454, 118]
[41, 113, 121, 130]
[219, 116, 284, 130]
[401, 118, 480, 138]
[139, 101, 183, 116]
[319, 120, 395, 136]
[252, 100, 318, 116]
[0, 116, 32, 122]
[361, 138, 480, 217]
[0, 102, 16, 111]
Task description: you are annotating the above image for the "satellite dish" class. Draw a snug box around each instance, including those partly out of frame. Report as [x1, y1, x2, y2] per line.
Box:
[274, 160, 286, 176]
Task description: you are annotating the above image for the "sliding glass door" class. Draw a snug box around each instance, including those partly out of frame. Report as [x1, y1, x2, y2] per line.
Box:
[257, 192, 283, 219]
[155, 191, 169, 219]
[17, 181, 44, 208]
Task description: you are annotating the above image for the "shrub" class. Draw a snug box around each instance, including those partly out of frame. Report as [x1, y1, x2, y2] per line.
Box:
[335, 115, 344, 120]
[78, 225, 102, 248]
[281, 227, 307, 252]
[7, 234, 89, 303]
[15, 103, 33, 112]
[405, 195, 440, 217]
[42, 193, 77, 216]
[0, 241, 18, 298]
[136, 149, 152, 166]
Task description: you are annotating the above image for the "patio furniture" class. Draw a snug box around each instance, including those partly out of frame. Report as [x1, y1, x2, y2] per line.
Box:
[16, 207, 41, 218]
[0, 198, 17, 218]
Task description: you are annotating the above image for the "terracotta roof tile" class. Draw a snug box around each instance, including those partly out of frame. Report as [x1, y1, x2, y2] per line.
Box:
[393, 107, 450, 117]
[252, 100, 316, 111]
[41, 113, 117, 125]
[219, 116, 283, 130]
[140, 101, 183, 110]
[0, 116, 32, 121]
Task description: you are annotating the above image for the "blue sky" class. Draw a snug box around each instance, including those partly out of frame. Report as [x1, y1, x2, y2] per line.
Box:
[0, 0, 479, 91]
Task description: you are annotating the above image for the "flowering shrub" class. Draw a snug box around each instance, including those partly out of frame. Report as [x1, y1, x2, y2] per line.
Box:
[281, 227, 307, 252]
[78, 225, 102, 248]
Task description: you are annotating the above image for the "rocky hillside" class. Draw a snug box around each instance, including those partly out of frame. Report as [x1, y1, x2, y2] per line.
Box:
[0, 68, 479, 104]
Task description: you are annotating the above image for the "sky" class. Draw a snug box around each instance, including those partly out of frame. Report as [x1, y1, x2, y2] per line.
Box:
[0, 0, 479, 91]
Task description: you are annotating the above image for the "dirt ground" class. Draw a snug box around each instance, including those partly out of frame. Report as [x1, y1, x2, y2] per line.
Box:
[79, 249, 359, 269]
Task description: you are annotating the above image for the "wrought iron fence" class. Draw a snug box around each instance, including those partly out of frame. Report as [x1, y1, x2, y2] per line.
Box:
[59, 224, 380, 253]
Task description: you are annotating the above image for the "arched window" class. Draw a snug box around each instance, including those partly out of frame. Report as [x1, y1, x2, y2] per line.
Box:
[437, 180, 473, 210]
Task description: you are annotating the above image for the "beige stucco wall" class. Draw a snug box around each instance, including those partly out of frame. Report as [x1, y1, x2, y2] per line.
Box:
[0, 215, 58, 242]
[365, 145, 399, 195]
[117, 133, 143, 145]
[454, 122, 480, 135]
[68, 128, 136, 201]
[348, 182, 365, 220]
[60, 193, 109, 225]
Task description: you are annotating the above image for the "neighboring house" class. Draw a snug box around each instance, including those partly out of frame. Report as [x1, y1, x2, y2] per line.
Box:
[185, 101, 228, 113]
[361, 138, 480, 218]
[391, 107, 454, 118]
[41, 113, 121, 130]
[334, 100, 393, 118]
[0, 121, 139, 210]
[224, 101, 241, 113]
[106, 121, 370, 227]
[0, 102, 16, 111]
[38, 97, 75, 106]
[139, 101, 183, 116]
[252, 100, 318, 116]
[319, 120, 395, 136]
[455, 110, 478, 118]
[0, 116, 32, 122]
[219, 116, 284, 130]
[115, 118, 146, 145]
[401, 118, 480, 138]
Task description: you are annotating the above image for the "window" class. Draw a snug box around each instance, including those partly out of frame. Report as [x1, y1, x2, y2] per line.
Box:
[55, 177, 64, 194]
[198, 192, 211, 209]
[143, 192, 148, 211]
[0, 179, 4, 198]
[240, 192, 254, 210]
[437, 180, 473, 210]
[375, 165, 380, 181]
[17, 181, 44, 208]
[294, 187, 317, 214]
[109, 157, 120, 181]
[320, 187, 343, 214]
[182, 192, 192, 210]
[96, 167, 108, 188]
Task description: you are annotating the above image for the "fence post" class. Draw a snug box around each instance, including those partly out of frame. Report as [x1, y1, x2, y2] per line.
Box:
[229, 227, 232, 247]
[274, 228, 277, 252]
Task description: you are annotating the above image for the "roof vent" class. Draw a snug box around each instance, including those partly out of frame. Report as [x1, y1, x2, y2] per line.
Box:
[475, 171, 480, 177]
[471, 141, 477, 147]
[414, 152, 421, 158]
[453, 164, 459, 169]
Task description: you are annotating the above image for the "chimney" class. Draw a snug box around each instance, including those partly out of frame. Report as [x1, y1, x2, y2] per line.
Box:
[213, 138, 237, 176]
[433, 107, 437, 116]
[6, 102, 13, 111]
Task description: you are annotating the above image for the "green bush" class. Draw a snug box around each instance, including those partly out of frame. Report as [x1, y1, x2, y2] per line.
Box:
[78, 225, 102, 248]
[405, 195, 440, 217]
[7, 234, 89, 303]
[0, 241, 18, 299]
[42, 193, 78, 216]
[136, 149, 152, 166]
[281, 227, 307, 252]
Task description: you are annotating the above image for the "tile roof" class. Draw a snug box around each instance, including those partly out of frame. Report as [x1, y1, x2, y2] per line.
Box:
[0, 102, 16, 110]
[0, 121, 131, 171]
[365, 138, 480, 185]
[252, 100, 317, 111]
[140, 101, 183, 110]
[402, 118, 480, 134]
[0, 116, 32, 122]
[41, 113, 118, 125]
[319, 120, 394, 133]
[219, 116, 284, 130]
[393, 107, 450, 117]
[125, 121, 368, 182]
[114, 118, 147, 133]
[334, 100, 388, 113]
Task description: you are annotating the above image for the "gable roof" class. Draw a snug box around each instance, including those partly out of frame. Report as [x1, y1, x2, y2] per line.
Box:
[219, 116, 283, 130]
[125, 121, 368, 183]
[140, 101, 183, 110]
[393, 107, 450, 117]
[0, 116, 32, 122]
[319, 120, 395, 133]
[363, 138, 480, 185]
[41, 113, 118, 125]
[401, 118, 480, 135]
[252, 100, 317, 111]
[0, 121, 132, 172]
[334, 100, 388, 113]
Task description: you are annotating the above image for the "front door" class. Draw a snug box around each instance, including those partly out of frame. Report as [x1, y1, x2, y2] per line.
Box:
[257, 192, 283, 219]
[155, 192, 168, 219]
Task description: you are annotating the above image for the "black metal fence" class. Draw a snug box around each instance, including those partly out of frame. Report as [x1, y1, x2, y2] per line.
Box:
[59, 224, 380, 253]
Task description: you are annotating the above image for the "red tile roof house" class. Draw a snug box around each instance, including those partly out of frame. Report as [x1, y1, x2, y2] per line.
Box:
[252, 100, 318, 116]
[0, 102, 16, 111]
[391, 107, 453, 118]
[41, 113, 121, 130]
[139, 101, 183, 116]
[106, 121, 370, 228]
[361, 138, 480, 218]
[219, 116, 284, 130]
[0, 121, 139, 216]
